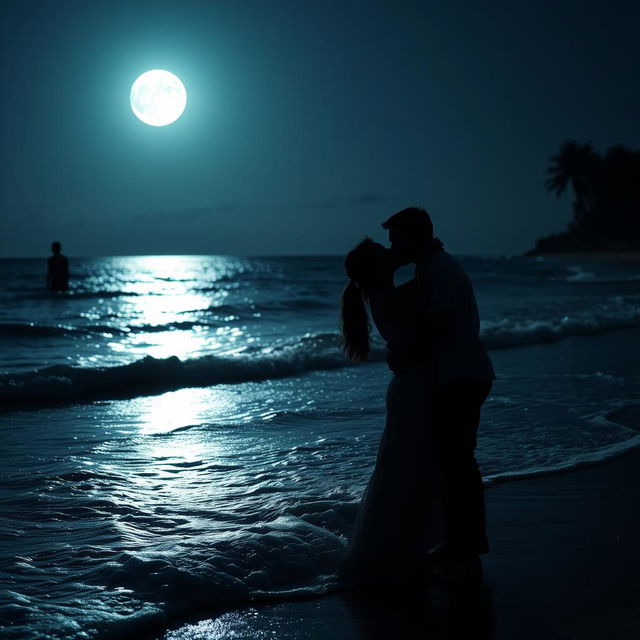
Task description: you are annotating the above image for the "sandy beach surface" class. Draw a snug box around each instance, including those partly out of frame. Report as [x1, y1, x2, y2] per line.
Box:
[158, 405, 640, 640]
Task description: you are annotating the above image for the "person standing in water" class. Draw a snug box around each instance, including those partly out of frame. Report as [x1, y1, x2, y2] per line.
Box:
[47, 241, 69, 291]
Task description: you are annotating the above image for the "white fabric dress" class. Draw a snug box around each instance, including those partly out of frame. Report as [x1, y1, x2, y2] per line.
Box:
[337, 280, 443, 585]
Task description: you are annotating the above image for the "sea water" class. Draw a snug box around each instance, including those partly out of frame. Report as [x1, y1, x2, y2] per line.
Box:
[1, 254, 640, 639]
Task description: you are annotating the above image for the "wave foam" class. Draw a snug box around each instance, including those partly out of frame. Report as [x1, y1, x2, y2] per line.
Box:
[484, 432, 640, 486]
[0, 333, 387, 410]
[480, 305, 640, 349]
[5, 302, 640, 410]
[1, 513, 348, 640]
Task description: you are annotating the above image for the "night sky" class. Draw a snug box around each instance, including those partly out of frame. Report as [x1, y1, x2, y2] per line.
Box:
[2, 0, 639, 257]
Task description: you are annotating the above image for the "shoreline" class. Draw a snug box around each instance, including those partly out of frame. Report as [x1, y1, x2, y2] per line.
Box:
[160, 436, 640, 639]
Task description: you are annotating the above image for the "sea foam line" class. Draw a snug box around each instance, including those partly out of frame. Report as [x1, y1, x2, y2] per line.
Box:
[4, 305, 640, 411]
[0, 333, 387, 411]
[480, 304, 640, 349]
[483, 432, 640, 486]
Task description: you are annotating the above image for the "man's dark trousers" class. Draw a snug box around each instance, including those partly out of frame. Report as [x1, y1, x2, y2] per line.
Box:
[435, 377, 492, 556]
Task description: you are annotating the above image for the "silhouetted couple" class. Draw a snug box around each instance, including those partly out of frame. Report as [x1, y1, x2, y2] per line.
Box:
[337, 207, 495, 588]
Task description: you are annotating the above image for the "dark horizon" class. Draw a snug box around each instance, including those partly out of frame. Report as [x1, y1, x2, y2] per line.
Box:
[1, 248, 548, 260]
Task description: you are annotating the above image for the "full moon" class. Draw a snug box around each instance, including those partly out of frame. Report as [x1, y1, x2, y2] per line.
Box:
[130, 70, 187, 127]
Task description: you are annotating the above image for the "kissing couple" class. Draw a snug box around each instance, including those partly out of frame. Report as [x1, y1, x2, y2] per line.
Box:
[336, 206, 495, 587]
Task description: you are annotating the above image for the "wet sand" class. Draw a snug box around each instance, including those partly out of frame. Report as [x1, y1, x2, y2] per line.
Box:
[160, 412, 640, 639]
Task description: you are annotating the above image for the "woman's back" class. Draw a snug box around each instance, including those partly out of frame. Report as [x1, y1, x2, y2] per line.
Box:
[369, 279, 425, 366]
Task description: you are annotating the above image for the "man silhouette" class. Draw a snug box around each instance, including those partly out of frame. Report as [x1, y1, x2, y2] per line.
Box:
[382, 206, 495, 579]
[47, 241, 69, 291]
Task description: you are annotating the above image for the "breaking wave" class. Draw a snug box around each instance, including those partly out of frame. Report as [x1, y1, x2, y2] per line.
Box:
[0, 333, 387, 410]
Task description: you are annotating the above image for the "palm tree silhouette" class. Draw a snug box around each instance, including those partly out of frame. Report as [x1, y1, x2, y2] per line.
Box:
[600, 145, 640, 236]
[545, 140, 599, 227]
[533, 140, 640, 253]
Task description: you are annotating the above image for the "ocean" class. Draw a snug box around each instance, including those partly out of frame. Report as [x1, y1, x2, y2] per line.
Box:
[1, 254, 640, 639]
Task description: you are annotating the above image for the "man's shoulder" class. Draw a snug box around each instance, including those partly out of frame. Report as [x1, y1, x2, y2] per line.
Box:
[426, 250, 462, 277]
[434, 250, 459, 265]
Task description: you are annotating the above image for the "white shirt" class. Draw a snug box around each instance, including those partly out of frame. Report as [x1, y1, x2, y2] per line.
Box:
[417, 250, 495, 384]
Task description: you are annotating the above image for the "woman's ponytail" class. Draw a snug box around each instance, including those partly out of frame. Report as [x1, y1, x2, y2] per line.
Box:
[340, 279, 371, 362]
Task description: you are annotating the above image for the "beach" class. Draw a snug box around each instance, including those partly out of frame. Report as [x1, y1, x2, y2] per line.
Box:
[157, 326, 640, 640]
[161, 434, 640, 640]
[4, 0, 640, 636]
[1, 255, 640, 640]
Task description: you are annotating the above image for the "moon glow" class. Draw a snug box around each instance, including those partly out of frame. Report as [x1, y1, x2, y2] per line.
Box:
[130, 70, 187, 126]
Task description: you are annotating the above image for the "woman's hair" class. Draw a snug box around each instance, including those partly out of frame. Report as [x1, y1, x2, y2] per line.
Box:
[340, 238, 377, 362]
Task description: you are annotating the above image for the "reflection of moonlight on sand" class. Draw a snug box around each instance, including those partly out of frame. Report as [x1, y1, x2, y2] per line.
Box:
[130, 69, 187, 127]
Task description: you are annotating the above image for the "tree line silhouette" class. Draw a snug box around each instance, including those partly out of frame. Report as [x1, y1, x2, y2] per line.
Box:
[528, 141, 640, 254]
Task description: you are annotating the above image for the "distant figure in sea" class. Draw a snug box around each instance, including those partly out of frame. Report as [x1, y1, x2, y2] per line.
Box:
[47, 241, 69, 291]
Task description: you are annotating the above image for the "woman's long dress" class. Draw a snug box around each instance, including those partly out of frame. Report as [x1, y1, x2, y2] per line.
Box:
[337, 280, 443, 585]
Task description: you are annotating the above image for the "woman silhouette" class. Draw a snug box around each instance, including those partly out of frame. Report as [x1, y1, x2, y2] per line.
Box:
[337, 239, 443, 587]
